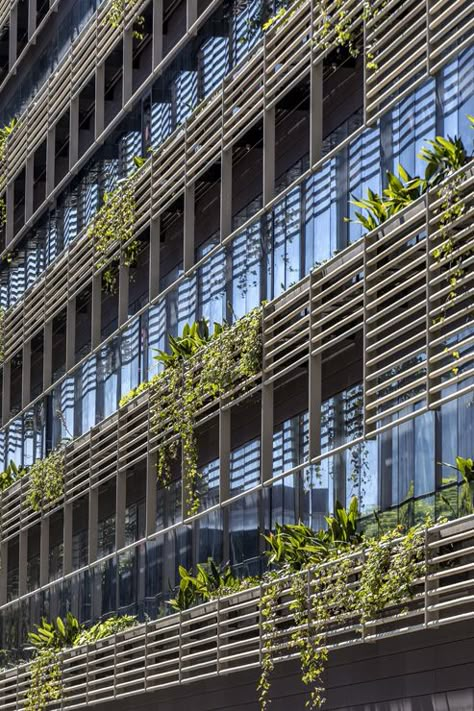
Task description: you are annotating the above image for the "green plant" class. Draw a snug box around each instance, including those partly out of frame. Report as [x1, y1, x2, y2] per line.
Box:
[103, 0, 145, 39]
[154, 319, 222, 369]
[441, 456, 474, 515]
[325, 495, 362, 545]
[420, 131, 471, 376]
[26, 449, 65, 512]
[26, 613, 79, 711]
[73, 614, 137, 645]
[264, 522, 330, 571]
[419, 135, 467, 183]
[26, 613, 136, 711]
[119, 373, 161, 407]
[258, 510, 426, 709]
[169, 558, 246, 611]
[151, 308, 262, 516]
[0, 460, 26, 492]
[87, 177, 138, 293]
[349, 164, 426, 231]
[264, 497, 361, 572]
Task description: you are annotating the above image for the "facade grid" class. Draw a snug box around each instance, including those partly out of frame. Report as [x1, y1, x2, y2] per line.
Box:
[0, 0, 473, 707]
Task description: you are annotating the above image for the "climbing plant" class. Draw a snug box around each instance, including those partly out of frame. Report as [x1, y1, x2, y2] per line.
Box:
[150, 308, 262, 516]
[87, 176, 138, 294]
[26, 449, 65, 512]
[257, 503, 427, 709]
[103, 0, 145, 40]
[420, 133, 472, 376]
[26, 612, 137, 711]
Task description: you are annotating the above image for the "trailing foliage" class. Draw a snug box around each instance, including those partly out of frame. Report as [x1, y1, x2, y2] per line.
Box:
[103, 0, 145, 39]
[150, 308, 262, 516]
[26, 449, 65, 512]
[87, 176, 139, 293]
[26, 612, 137, 711]
[258, 510, 426, 709]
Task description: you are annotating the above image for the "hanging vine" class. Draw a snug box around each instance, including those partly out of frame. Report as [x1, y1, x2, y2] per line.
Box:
[26, 449, 65, 512]
[257, 520, 426, 709]
[26, 613, 137, 711]
[87, 177, 139, 294]
[150, 308, 262, 516]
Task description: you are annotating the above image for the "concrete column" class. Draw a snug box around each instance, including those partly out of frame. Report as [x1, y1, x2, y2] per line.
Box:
[152, 0, 163, 68]
[263, 106, 275, 205]
[25, 155, 34, 221]
[219, 408, 231, 503]
[5, 181, 14, 246]
[43, 320, 53, 389]
[261, 308, 273, 483]
[220, 148, 232, 242]
[115, 470, 126, 550]
[0, 542, 8, 605]
[91, 273, 102, 349]
[310, 61, 323, 167]
[69, 97, 80, 169]
[88, 487, 98, 564]
[186, 0, 197, 29]
[45, 126, 56, 196]
[39, 517, 50, 587]
[18, 529, 27, 596]
[8, 7, 17, 71]
[65, 298, 76, 371]
[28, 0, 37, 40]
[261, 381, 274, 483]
[149, 217, 161, 300]
[95, 64, 105, 139]
[2, 359, 11, 426]
[63, 501, 73, 575]
[309, 280, 322, 460]
[145, 452, 157, 537]
[184, 183, 195, 272]
[22, 339, 31, 409]
[123, 28, 134, 105]
[118, 262, 129, 327]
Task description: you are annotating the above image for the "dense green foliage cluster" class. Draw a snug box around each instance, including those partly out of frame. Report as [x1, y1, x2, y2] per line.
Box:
[171, 497, 428, 709]
[103, 0, 145, 39]
[87, 177, 139, 293]
[26, 449, 65, 512]
[26, 612, 137, 711]
[119, 311, 262, 516]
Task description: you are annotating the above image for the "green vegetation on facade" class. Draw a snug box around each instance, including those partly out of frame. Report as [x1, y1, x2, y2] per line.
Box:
[103, 0, 145, 39]
[171, 496, 427, 709]
[26, 613, 137, 711]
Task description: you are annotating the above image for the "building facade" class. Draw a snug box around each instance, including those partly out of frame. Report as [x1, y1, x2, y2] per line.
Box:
[0, 0, 473, 706]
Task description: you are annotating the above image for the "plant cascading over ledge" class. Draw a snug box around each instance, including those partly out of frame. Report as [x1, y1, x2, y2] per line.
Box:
[169, 496, 429, 709]
[87, 173, 139, 293]
[26, 612, 137, 711]
[150, 309, 262, 516]
[349, 124, 473, 377]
